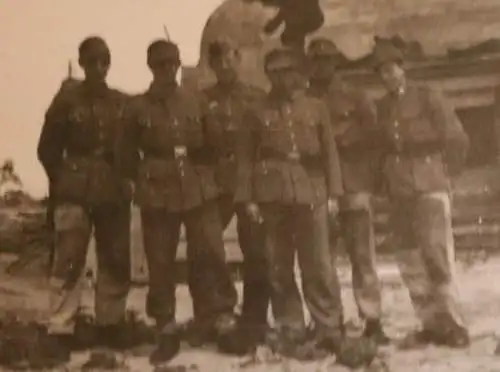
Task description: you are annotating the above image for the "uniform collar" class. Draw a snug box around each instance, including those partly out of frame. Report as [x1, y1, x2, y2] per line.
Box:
[215, 78, 241, 94]
[147, 80, 178, 101]
[388, 81, 409, 100]
[81, 80, 109, 98]
[268, 87, 304, 105]
[308, 76, 344, 97]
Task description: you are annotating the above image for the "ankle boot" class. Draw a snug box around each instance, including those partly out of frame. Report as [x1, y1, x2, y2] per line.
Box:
[364, 320, 390, 345]
[149, 333, 181, 365]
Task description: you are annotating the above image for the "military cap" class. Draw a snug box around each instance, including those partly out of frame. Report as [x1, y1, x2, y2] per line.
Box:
[78, 36, 110, 60]
[147, 39, 180, 66]
[371, 38, 404, 69]
[264, 47, 303, 71]
[307, 37, 343, 59]
[208, 37, 238, 59]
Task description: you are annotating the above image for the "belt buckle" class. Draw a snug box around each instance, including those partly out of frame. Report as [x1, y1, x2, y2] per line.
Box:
[287, 151, 300, 161]
[174, 146, 187, 158]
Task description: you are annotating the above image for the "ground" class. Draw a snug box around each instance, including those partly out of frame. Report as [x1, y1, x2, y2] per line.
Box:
[1, 253, 500, 371]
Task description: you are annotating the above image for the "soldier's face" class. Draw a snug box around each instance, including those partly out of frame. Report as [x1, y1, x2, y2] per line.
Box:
[210, 50, 239, 83]
[267, 67, 300, 92]
[150, 57, 180, 84]
[80, 54, 110, 83]
[309, 56, 336, 80]
[379, 62, 406, 94]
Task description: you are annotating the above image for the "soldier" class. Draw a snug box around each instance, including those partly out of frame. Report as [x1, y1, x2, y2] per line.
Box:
[37, 36, 132, 365]
[306, 37, 389, 344]
[373, 40, 470, 348]
[117, 39, 241, 364]
[235, 47, 345, 358]
[197, 38, 270, 348]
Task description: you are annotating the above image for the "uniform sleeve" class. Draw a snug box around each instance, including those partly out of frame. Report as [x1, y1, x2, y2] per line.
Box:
[427, 88, 470, 176]
[319, 102, 344, 198]
[198, 90, 220, 151]
[37, 89, 70, 182]
[116, 97, 141, 181]
[356, 91, 378, 132]
[373, 96, 391, 194]
[234, 107, 259, 203]
[356, 91, 385, 155]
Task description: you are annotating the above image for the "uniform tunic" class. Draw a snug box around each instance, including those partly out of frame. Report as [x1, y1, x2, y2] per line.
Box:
[377, 82, 469, 331]
[309, 80, 383, 322]
[236, 89, 344, 335]
[37, 81, 131, 333]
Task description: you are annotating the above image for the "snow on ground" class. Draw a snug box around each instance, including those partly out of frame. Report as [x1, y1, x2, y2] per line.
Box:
[2, 255, 500, 371]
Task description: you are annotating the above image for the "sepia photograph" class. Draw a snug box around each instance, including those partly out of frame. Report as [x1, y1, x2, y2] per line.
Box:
[1, 0, 500, 370]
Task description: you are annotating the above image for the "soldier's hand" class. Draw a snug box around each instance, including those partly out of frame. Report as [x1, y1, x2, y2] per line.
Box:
[246, 202, 263, 224]
[327, 198, 340, 218]
[122, 179, 135, 199]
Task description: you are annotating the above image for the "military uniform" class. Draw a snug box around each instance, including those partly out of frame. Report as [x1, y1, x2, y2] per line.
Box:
[236, 48, 344, 348]
[38, 80, 131, 338]
[200, 80, 270, 331]
[45, 78, 82, 275]
[307, 38, 386, 341]
[119, 80, 238, 337]
[374, 43, 470, 346]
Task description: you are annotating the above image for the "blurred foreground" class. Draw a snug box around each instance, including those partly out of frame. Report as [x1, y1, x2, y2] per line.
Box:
[0, 253, 500, 371]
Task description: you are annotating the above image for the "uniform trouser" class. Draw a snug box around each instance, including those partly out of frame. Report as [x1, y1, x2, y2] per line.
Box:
[260, 202, 343, 336]
[336, 192, 382, 321]
[141, 200, 237, 334]
[46, 202, 131, 335]
[390, 192, 466, 331]
[215, 195, 269, 327]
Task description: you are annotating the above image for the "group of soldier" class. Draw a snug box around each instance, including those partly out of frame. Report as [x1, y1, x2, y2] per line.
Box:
[34, 32, 471, 368]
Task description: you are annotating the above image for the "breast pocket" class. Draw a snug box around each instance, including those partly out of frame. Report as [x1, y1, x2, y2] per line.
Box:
[297, 117, 321, 152]
[182, 115, 203, 146]
[138, 113, 166, 147]
[68, 107, 92, 138]
[400, 105, 438, 143]
[260, 111, 283, 148]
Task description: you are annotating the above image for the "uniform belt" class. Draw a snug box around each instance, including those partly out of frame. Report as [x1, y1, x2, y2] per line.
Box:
[144, 147, 215, 165]
[65, 148, 114, 163]
[259, 149, 321, 168]
[389, 141, 442, 157]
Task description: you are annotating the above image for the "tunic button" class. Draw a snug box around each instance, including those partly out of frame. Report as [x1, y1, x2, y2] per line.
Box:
[394, 121, 399, 128]
[394, 133, 400, 140]
[425, 156, 431, 163]
[395, 156, 400, 163]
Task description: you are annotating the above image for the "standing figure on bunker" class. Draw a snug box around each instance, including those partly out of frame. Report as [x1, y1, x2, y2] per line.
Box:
[235, 47, 346, 358]
[37, 36, 132, 366]
[118, 39, 241, 365]
[195, 38, 270, 351]
[306, 37, 389, 344]
[373, 40, 470, 348]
